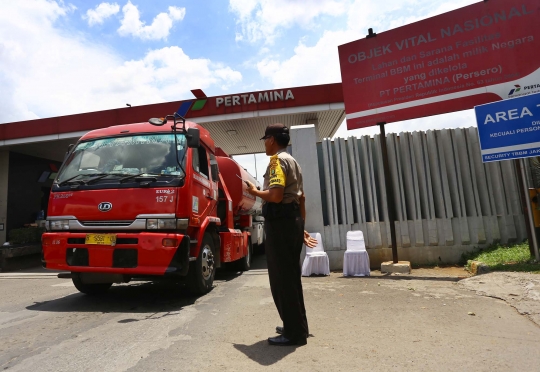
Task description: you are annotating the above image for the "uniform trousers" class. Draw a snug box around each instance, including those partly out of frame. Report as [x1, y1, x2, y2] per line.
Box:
[264, 209, 309, 341]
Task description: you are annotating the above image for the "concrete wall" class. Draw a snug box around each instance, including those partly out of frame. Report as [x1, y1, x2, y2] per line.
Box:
[0, 151, 8, 245]
[292, 126, 528, 270]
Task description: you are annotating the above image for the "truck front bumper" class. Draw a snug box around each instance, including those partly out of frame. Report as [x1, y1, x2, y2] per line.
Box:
[42, 232, 191, 276]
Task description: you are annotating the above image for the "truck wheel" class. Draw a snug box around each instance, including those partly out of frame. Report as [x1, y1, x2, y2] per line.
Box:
[187, 233, 216, 294]
[239, 239, 252, 271]
[72, 274, 112, 295]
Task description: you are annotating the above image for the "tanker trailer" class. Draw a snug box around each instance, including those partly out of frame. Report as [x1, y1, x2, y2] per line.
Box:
[216, 156, 265, 257]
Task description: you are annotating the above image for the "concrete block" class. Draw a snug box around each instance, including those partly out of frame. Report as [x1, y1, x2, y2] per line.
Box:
[339, 224, 349, 251]
[381, 261, 411, 274]
[367, 222, 382, 249]
[485, 215, 500, 244]
[459, 217, 471, 245]
[427, 219, 438, 246]
[414, 220, 424, 246]
[469, 261, 490, 275]
[444, 218, 454, 246]
[470, 216, 487, 244]
[398, 220, 411, 248]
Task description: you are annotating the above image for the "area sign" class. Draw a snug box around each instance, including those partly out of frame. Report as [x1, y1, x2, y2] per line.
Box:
[475, 92, 540, 162]
[338, 0, 540, 130]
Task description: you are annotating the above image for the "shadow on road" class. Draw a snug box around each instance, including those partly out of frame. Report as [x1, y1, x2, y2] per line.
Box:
[233, 340, 300, 366]
[26, 281, 200, 314]
[24, 257, 268, 314]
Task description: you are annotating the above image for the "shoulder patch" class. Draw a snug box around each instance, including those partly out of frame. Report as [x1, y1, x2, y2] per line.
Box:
[268, 154, 286, 187]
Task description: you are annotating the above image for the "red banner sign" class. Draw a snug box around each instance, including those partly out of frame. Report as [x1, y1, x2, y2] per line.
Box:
[338, 0, 540, 129]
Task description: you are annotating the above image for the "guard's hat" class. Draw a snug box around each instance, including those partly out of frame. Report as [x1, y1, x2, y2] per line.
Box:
[260, 123, 289, 140]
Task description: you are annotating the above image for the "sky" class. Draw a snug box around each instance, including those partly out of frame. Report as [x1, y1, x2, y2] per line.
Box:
[0, 0, 480, 183]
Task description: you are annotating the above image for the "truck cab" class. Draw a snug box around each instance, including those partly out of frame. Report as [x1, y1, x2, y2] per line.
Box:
[41, 119, 262, 295]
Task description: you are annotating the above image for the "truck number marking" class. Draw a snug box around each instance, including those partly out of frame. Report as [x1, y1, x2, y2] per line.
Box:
[156, 196, 174, 203]
[156, 189, 174, 194]
[53, 193, 73, 199]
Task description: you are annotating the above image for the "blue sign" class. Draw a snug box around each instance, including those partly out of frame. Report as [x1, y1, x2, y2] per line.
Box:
[475, 92, 540, 163]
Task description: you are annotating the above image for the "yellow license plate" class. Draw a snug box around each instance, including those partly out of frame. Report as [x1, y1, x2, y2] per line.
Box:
[85, 234, 117, 246]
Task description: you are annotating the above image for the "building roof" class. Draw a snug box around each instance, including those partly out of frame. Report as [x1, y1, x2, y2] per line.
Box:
[0, 83, 344, 160]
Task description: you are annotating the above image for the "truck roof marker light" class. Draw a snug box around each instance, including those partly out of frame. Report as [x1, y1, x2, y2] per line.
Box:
[149, 117, 166, 126]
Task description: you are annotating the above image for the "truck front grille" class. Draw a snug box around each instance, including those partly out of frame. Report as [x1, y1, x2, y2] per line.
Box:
[80, 220, 134, 227]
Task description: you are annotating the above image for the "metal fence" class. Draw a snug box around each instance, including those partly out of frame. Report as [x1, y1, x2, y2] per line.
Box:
[316, 127, 528, 263]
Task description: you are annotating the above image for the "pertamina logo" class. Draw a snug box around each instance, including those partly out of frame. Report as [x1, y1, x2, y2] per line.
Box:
[508, 83, 540, 98]
[508, 85, 521, 96]
[176, 98, 207, 118]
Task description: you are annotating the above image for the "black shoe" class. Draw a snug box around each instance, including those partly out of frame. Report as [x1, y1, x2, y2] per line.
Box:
[268, 335, 307, 346]
[276, 326, 310, 338]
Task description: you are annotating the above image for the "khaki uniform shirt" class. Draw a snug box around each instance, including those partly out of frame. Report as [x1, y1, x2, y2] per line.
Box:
[263, 149, 303, 204]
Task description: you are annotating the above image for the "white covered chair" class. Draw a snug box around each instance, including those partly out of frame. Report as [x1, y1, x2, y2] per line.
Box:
[343, 230, 370, 276]
[301, 233, 330, 276]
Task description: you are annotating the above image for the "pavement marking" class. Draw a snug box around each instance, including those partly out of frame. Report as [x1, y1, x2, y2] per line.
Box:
[51, 282, 74, 287]
[0, 273, 58, 278]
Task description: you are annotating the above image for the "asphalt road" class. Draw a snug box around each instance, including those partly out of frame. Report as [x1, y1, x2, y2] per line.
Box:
[1, 256, 540, 371]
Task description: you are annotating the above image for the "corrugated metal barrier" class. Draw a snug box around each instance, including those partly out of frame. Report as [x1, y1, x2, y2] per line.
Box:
[317, 127, 528, 265]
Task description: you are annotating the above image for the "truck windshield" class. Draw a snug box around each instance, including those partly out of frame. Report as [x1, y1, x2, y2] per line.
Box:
[56, 134, 187, 184]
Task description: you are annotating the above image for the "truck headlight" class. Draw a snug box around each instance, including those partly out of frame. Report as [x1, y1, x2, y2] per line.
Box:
[50, 220, 70, 230]
[158, 219, 176, 229]
[146, 219, 184, 230]
[146, 219, 158, 229]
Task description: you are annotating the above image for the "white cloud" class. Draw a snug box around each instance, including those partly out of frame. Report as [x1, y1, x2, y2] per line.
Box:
[230, 0, 350, 44]
[257, 29, 353, 87]
[118, 1, 186, 41]
[253, 0, 481, 135]
[0, 1, 241, 124]
[84, 2, 120, 26]
[332, 109, 478, 139]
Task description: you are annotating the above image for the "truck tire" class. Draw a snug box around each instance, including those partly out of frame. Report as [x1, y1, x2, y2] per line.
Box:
[72, 274, 112, 295]
[187, 233, 216, 295]
[238, 239, 252, 271]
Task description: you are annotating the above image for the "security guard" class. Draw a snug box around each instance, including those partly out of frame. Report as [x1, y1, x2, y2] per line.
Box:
[246, 123, 315, 346]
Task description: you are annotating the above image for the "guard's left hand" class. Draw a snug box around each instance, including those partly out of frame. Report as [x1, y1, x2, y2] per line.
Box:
[304, 230, 318, 248]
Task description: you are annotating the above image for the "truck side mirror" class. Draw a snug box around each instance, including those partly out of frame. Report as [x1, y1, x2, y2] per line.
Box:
[187, 128, 200, 148]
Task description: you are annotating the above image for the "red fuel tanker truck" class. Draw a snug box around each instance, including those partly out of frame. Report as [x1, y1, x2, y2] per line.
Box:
[41, 114, 263, 295]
